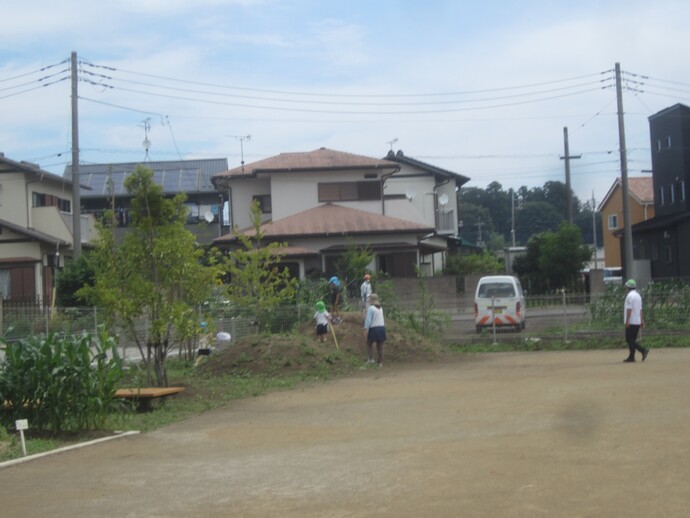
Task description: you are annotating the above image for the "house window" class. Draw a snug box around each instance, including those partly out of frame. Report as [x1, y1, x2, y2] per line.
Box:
[607, 214, 618, 230]
[318, 181, 381, 202]
[252, 195, 272, 214]
[32, 192, 71, 213]
[670, 184, 676, 204]
[656, 140, 662, 152]
[664, 245, 673, 264]
[0, 270, 10, 299]
[665, 135, 672, 148]
[658, 186, 664, 206]
[681, 181, 686, 202]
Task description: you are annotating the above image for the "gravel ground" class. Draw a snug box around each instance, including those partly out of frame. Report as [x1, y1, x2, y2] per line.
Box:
[1, 348, 689, 517]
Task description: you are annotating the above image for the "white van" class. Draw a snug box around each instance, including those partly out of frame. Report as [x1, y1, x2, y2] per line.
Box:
[474, 275, 526, 333]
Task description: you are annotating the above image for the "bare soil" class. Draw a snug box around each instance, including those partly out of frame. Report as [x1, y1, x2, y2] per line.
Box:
[1, 327, 689, 517]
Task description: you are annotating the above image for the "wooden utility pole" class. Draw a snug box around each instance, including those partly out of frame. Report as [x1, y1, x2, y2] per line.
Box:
[615, 62, 633, 276]
[560, 127, 580, 224]
[70, 51, 81, 258]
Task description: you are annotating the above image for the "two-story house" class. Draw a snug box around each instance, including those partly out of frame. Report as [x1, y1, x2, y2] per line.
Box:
[211, 148, 469, 279]
[65, 158, 229, 245]
[630, 103, 690, 279]
[0, 153, 96, 302]
[598, 176, 654, 268]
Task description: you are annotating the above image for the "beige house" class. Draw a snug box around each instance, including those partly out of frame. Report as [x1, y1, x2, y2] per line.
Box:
[212, 148, 469, 279]
[598, 177, 654, 267]
[0, 153, 97, 302]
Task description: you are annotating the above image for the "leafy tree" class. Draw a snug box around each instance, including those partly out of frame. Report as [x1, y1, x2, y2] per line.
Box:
[80, 165, 219, 386]
[513, 223, 591, 293]
[55, 253, 96, 307]
[457, 202, 495, 248]
[221, 200, 298, 328]
[514, 201, 563, 245]
[445, 251, 503, 277]
[335, 239, 374, 301]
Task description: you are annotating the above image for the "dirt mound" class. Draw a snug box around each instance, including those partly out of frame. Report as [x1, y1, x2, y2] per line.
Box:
[201, 311, 445, 377]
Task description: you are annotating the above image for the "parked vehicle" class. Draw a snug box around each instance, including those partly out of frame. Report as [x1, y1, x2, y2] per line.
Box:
[603, 267, 623, 285]
[474, 275, 526, 333]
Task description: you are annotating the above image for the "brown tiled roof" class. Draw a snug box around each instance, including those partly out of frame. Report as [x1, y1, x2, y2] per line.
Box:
[214, 148, 399, 179]
[628, 177, 654, 203]
[599, 176, 654, 210]
[215, 203, 434, 242]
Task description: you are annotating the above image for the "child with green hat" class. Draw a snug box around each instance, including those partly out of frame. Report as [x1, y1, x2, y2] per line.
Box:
[314, 300, 332, 342]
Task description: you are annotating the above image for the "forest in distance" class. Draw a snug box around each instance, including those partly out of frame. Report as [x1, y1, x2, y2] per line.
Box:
[457, 180, 602, 251]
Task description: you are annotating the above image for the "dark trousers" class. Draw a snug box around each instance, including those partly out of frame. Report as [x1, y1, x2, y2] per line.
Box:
[625, 325, 644, 358]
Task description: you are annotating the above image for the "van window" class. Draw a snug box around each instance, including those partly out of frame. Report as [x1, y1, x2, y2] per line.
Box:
[478, 282, 516, 298]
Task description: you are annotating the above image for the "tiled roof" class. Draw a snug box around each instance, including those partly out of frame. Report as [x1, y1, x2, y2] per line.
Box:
[628, 177, 654, 203]
[213, 148, 399, 180]
[598, 176, 654, 210]
[215, 203, 433, 242]
[384, 149, 470, 186]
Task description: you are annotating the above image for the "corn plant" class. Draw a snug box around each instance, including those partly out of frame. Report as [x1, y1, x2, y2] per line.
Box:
[0, 329, 125, 433]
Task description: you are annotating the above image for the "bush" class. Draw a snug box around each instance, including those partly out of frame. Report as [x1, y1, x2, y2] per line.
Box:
[0, 330, 125, 433]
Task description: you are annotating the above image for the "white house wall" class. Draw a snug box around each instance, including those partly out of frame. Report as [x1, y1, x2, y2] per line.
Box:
[228, 178, 271, 229]
[270, 171, 383, 220]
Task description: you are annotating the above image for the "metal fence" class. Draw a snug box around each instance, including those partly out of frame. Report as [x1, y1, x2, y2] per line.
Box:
[1, 282, 689, 353]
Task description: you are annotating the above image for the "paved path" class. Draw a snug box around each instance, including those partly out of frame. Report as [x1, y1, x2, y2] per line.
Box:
[2, 349, 689, 517]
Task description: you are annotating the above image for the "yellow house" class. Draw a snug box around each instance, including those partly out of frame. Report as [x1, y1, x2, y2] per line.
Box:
[598, 177, 654, 267]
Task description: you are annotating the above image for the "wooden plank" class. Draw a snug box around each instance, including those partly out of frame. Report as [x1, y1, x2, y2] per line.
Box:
[114, 387, 185, 399]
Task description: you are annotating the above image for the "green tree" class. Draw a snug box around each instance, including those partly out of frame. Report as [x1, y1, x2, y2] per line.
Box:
[55, 252, 96, 307]
[221, 200, 298, 328]
[335, 239, 374, 300]
[445, 251, 503, 277]
[80, 165, 219, 386]
[513, 223, 591, 293]
[514, 201, 563, 245]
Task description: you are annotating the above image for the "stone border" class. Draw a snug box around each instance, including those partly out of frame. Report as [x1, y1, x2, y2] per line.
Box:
[0, 430, 140, 470]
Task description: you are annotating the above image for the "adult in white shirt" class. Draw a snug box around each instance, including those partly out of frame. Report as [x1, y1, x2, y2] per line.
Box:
[623, 279, 649, 362]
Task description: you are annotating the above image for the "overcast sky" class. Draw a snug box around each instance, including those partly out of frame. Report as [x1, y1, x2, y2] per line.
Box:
[2, 0, 690, 204]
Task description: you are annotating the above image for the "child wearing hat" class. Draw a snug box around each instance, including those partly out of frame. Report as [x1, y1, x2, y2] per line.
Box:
[314, 300, 332, 343]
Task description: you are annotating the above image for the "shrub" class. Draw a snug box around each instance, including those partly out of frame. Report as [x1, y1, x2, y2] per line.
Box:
[0, 329, 125, 433]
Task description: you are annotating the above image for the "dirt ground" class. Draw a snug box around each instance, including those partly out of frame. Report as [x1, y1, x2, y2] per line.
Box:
[2, 344, 690, 517]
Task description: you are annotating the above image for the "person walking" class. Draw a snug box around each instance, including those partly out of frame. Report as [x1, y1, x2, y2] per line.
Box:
[363, 293, 386, 367]
[623, 279, 649, 363]
[314, 301, 331, 343]
[360, 273, 372, 311]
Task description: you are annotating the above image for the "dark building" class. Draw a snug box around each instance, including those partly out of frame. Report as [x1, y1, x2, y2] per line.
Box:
[631, 104, 690, 279]
[65, 159, 229, 244]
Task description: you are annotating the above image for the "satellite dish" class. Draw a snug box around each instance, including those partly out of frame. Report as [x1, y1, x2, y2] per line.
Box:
[438, 193, 449, 206]
[203, 211, 214, 223]
[405, 187, 416, 201]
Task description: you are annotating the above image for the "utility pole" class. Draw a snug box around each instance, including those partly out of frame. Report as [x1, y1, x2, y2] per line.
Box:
[70, 51, 81, 259]
[560, 127, 580, 224]
[615, 62, 634, 277]
[591, 191, 598, 270]
[510, 189, 516, 247]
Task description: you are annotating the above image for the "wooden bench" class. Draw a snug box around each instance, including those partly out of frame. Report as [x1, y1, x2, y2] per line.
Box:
[114, 387, 185, 411]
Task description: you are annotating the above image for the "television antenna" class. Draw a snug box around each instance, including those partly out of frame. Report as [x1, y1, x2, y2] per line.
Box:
[386, 138, 398, 152]
[230, 135, 251, 172]
[140, 118, 152, 161]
